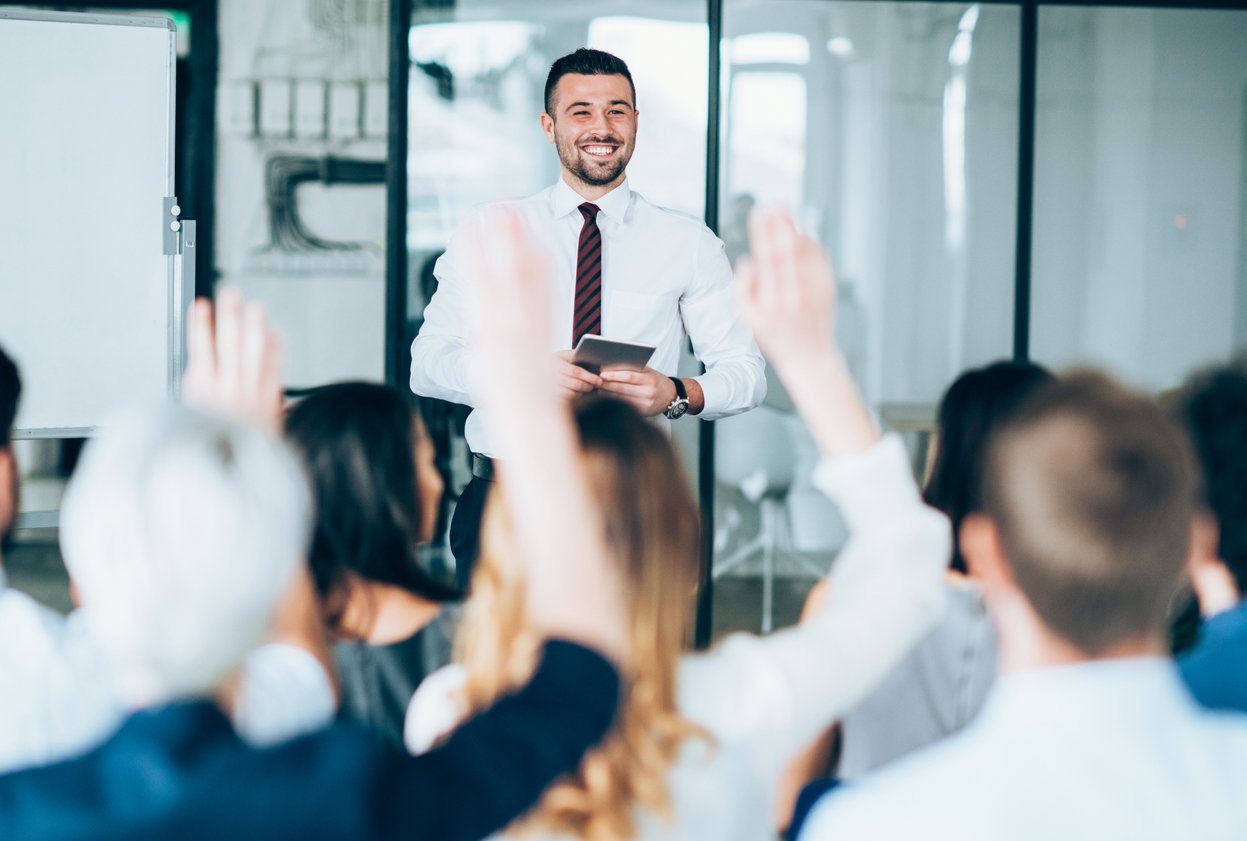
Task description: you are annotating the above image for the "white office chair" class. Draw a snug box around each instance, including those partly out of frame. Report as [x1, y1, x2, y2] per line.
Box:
[713, 406, 824, 633]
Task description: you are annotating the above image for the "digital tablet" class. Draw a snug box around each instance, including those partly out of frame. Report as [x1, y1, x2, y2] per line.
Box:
[570, 335, 656, 375]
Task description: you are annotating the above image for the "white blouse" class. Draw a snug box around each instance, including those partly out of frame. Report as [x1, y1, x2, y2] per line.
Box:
[406, 435, 950, 840]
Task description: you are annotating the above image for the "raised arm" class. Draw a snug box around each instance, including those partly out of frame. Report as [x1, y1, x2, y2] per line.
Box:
[679, 210, 948, 778]
[459, 207, 626, 659]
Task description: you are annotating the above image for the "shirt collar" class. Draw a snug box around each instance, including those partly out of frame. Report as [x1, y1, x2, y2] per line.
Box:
[550, 177, 631, 225]
[984, 656, 1192, 726]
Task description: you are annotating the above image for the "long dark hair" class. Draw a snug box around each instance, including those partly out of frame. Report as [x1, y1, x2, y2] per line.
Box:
[923, 360, 1053, 573]
[285, 382, 457, 631]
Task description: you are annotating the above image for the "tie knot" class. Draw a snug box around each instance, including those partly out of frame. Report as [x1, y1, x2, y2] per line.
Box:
[578, 202, 600, 222]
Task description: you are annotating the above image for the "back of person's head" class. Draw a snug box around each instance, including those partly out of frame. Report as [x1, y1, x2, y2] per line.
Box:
[0, 346, 21, 547]
[980, 371, 1197, 655]
[284, 381, 456, 632]
[544, 48, 636, 116]
[924, 360, 1053, 573]
[460, 396, 702, 840]
[0, 345, 19, 448]
[59, 405, 311, 705]
[1176, 362, 1247, 596]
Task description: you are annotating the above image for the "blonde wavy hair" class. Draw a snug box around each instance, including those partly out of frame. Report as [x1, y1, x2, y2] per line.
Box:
[455, 396, 707, 841]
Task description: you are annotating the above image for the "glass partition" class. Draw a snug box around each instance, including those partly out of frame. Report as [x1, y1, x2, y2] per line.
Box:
[713, 1, 1020, 635]
[406, 0, 710, 558]
[1031, 6, 1247, 392]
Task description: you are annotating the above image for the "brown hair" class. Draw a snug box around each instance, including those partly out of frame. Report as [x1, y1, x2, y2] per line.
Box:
[455, 397, 705, 841]
[982, 371, 1198, 655]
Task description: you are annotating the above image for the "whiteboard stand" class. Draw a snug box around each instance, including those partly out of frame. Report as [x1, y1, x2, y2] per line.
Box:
[164, 198, 196, 400]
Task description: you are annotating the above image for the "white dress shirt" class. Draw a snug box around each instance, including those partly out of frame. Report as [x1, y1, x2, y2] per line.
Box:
[0, 568, 340, 768]
[0, 568, 120, 773]
[405, 435, 950, 840]
[802, 657, 1247, 841]
[410, 178, 766, 457]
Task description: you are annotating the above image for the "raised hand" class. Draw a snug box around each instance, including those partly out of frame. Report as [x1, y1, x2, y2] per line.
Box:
[735, 209, 835, 375]
[735, 209, 876, 458]
[459, 207, 626, 663]
[182, 287, 283, 433]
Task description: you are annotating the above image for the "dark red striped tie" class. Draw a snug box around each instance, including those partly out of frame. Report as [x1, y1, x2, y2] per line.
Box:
[573, 202, 603, 345]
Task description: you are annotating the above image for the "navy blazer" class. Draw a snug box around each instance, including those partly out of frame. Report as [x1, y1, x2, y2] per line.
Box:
[0, 640, 618, 841]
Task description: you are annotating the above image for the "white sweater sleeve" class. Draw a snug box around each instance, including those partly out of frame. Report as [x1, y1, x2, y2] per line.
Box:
[678, 435, 949, 779]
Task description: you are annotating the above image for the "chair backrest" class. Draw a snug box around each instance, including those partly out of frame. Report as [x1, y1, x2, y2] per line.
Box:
[714, 406, 797, 499]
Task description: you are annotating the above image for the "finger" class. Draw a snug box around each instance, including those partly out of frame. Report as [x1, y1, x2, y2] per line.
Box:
[733, 256, 758, 323]
[597, 380, 648, 399]
[559, 375, 597, 394]
[559, 363, 602, 388]
[259, 328, 285, 431]
[747, 209, 778, 313]
[240, 299, 269, 397]
[768, 211, 803, 312]
[598, 370, 644, 385]
[215, 287, 244, 400]
[184, 297, 217, 386]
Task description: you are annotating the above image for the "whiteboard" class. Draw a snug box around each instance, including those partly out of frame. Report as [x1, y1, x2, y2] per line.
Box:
[0, 10, 177, 436]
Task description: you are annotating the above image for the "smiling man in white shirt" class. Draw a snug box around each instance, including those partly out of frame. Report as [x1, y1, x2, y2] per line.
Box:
[411, 48, 765, 586]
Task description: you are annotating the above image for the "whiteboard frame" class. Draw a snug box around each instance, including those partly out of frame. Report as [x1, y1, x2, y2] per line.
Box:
[1, 8, 180, 440]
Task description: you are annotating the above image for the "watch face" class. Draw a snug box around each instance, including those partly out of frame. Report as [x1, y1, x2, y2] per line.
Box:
[667, 399, 689, 420]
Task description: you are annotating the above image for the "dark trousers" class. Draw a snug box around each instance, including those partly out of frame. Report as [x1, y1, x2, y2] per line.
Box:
[449, 474, 491, 591]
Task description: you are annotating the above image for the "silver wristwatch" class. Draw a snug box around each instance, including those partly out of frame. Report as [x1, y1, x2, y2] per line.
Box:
[664, 377, 689, 420]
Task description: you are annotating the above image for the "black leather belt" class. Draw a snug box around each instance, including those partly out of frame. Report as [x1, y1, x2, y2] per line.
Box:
[471, 453, 495, 482]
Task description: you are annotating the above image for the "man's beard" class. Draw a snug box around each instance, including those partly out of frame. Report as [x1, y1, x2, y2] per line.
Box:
[558, 136, 629, 186]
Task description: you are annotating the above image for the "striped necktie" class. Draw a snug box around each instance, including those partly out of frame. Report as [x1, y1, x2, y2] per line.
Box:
[573, 202, 602, 346]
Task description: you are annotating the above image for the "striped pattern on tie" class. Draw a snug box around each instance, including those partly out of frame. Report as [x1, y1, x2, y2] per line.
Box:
[573, 202, 603, 346]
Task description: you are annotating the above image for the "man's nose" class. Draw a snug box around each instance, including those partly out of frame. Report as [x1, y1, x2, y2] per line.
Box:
[586, 110, 610, 135]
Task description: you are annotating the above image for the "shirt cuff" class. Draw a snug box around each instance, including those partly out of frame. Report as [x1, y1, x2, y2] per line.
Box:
[811, 435, 924, 523]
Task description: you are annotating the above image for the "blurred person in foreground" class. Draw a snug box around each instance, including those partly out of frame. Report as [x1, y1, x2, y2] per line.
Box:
[800, 371, 1247, 840]
[1174, 362, 1247, 712]
[778, 360, 1053, 835]
[0, 347, 117, 774]
[0, 276, 626, 840]
[404, 209, 950, 841]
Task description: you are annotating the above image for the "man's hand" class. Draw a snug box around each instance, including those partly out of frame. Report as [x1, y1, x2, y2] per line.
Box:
[182, 286, 284, 433]
[555, 351, 603, 398]
[598, 368, 678, 417]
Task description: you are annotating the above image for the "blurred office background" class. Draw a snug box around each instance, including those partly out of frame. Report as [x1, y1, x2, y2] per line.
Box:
[6, 0, 1247, 639]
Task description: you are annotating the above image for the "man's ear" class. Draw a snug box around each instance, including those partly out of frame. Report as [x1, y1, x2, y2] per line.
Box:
[0, 445, 17, 539]
[539, 112, 556, 143]
[960, 513, 1012, 589]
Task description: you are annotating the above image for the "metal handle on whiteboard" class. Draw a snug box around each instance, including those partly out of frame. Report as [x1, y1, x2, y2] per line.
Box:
[164, 196, 195, 399]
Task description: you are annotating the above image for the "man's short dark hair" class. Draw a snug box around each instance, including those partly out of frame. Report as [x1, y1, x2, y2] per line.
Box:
[544, 48, 636, 116]
[983, 371, 1197, 655]
[1177, 362, 1247, 595]
[0, 345, 20, 446]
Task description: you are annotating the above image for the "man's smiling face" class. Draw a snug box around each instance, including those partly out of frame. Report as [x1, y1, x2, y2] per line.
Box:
[541, 73, 638, 194]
